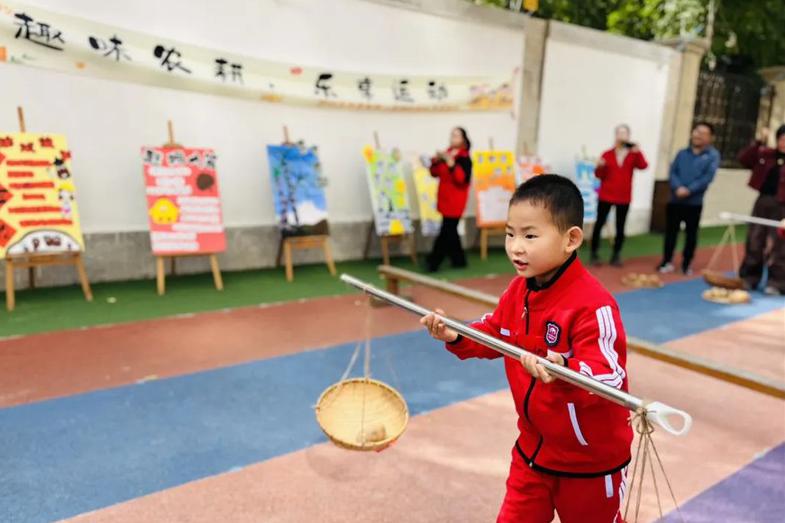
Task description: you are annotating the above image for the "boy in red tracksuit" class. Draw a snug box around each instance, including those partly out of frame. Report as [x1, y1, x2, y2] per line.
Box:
[422, 174, 633, 523]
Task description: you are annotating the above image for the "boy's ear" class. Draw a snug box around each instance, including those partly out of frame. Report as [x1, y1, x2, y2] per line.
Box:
[565, 226, 584, 253]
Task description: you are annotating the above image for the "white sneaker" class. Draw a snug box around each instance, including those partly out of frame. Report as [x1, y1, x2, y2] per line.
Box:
[764, 286, 784, 296]
[657, 262, 675, 274]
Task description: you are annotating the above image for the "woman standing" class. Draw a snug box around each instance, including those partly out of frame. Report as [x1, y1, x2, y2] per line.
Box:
[426, 127, 472, 272]
[737, 125, 785, 295]
[591, 124, 648, 266]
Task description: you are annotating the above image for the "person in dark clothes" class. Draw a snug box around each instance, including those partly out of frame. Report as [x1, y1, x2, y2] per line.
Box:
[736, 124, 785, 295]
[426, 127, 472, 272]
[591, 124, 649, 266]
[657, 122, 720, 275]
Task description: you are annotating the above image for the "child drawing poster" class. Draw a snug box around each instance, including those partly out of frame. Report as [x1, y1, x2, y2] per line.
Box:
[141, 146, 226, 255]
[472, 150, 516, 228]
[575, 159, 600, 223]
[362, 146, 412, 236]
[0, 132, 84, 258]
[410, 155, 441, 237]
[267, 143, 328, 238]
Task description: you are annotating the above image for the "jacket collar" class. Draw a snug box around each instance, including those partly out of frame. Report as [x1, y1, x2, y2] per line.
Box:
[526, 251, 580, 292]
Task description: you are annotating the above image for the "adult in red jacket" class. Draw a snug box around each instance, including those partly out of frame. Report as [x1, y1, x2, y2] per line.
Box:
[591, 124, 648, 266]
[737, 125, 785, 295]
[426, 127, 472, 272]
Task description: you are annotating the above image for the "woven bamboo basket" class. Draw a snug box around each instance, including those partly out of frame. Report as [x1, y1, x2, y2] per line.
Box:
[315, 377, 409, 452]
[702, 269, 744, 290]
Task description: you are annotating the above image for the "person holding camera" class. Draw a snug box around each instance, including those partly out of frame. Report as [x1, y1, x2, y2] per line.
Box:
[590, 124, 648, 266]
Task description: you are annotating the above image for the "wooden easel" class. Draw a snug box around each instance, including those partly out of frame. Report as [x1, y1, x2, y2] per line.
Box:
[476, 136, 505, 260]
[274, 125, 337, 282]
[154, 120, 224, 295]
[362, 131, 417, 266]
[4, 107, 93, 311]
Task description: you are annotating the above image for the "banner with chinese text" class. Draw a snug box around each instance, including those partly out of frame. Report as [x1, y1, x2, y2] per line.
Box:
[0, 1, 515, 112]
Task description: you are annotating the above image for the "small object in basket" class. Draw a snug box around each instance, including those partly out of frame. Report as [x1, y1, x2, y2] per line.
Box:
[357, 421, 387, 444]
[702, 286, 751, 304]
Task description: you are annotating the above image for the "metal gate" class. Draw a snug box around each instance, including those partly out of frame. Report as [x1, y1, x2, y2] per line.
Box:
[692, 70, 775, 168]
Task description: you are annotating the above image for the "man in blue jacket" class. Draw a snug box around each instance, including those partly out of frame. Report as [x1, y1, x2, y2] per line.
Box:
[658, 121, 721, 274]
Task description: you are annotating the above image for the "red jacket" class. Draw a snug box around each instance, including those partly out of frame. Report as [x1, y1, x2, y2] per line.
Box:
[446, 254, 633, 476]
[738, 142, 785, 203]
[594, 148, 648, 205]
[430, 147, 471, 218]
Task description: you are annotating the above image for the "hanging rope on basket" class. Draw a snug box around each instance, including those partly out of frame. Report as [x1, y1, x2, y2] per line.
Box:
[314, 296, 409, 452]
[625, 408, 684, 523]
[703, 221, 744, 289]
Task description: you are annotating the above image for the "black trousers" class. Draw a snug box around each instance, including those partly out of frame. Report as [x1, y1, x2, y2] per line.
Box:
[739, 194, 785, 291]
[427, 217, 465, 271]
[591, 200, 630, 256]
[662, 202, 703, 269]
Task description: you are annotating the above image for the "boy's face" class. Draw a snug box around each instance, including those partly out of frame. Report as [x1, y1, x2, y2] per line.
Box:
[505, 201, 582, 281]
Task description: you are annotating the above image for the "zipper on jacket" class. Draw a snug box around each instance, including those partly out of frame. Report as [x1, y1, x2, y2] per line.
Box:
[523, 289, 531, 334]
[521, 287, 542, 468]
[528, 436, 544, 468]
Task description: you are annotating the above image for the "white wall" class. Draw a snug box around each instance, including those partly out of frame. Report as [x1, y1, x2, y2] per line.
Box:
[0, 0, 524, 233]
[537, 22, 676, 233]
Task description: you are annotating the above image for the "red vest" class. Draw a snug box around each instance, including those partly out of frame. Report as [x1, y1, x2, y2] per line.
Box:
[446, 255, 633, 476]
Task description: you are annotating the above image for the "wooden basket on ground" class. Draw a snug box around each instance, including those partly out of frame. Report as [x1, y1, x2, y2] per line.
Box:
[702, 269, 744, 290]
[315, 377, 409, 452]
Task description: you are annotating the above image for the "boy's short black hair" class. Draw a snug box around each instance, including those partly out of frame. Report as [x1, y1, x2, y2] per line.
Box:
[509, 174, 584, 231]
[692, 121, 715, 135]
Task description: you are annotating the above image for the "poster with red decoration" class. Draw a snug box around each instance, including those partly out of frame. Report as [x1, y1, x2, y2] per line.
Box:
[140, 146, 226, 255]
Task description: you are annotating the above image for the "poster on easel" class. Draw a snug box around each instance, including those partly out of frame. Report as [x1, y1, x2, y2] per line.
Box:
[516, 155, 549, 185]
[0, 132, 84, 257]
[472, 149, 516, 227]
[267, 143, 328, 238]
[141, 146, 226, 255]
[575, 158, 600, 223]
[410, 155, 441, 237]
[362, 146, 412, 236]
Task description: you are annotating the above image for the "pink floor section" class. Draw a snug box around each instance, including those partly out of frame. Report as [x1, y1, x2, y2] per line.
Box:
[66, 311, 785, 523]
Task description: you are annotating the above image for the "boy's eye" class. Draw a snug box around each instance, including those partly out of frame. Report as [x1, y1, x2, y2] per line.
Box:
[505, 231, 513, 238]
[525, 234, 537, 240]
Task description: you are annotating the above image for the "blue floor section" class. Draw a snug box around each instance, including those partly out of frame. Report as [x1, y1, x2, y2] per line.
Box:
[660, 443, 785, 523]
[0, 331, 507, 523]
[617, 278, 784, 343]
[0, 279, 782, 522]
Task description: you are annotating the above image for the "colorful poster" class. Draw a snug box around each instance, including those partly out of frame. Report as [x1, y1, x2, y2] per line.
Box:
[516, 155, 549, 185]
[575, 159, 600, 223]
[363, 146, 412, 236]
[0, 1, 514, 112]
[0, 132, 84, 258]
[410, 156, 441, 237]
[141, 146, 226, 255]
[267, 143, 328, 238]
[472, 150, 516, 227]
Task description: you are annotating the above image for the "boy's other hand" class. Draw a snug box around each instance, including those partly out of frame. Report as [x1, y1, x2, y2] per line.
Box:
[521, 352, 564, 384]
[420, 308, 458, 343]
